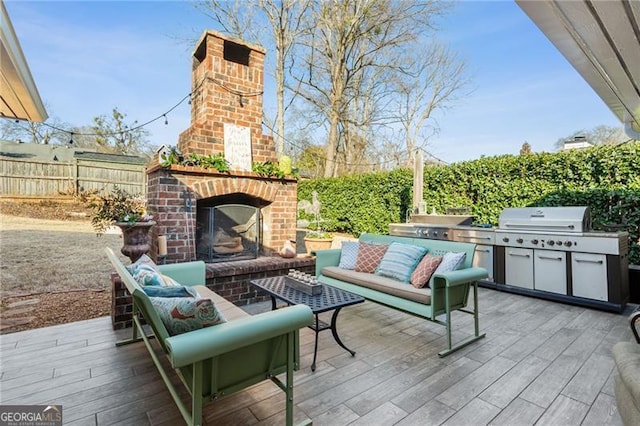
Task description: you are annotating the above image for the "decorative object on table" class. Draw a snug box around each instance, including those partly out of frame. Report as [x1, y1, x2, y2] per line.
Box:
[298, 191, 333, 254]
[279, 240, 296, 258]
[285, 270, 323, 295]
[79, 185, 155, 262]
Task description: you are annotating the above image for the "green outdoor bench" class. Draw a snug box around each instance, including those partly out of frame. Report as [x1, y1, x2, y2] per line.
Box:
[106, 248, 313, 426]
[315, 233, 488, 357]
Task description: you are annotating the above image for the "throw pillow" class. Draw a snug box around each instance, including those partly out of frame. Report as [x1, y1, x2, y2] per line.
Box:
[142, 285, 198, 298]
[150, 296, 226, 336]
[410, 254, 443, 288]
[354, 243, 389, 273]
[126, 254, 180, 287]
[132, 264, 181, 287]
[433, 252, 466, 275]
[338, 241, 360, 270]
[375, 242, 428, 283]
[125, 254, 155, 274]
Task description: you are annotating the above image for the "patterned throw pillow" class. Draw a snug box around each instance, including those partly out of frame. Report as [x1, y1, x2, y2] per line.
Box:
[127, 254, 180, 287]
[375, 242, 428, 283]
[410, 254, 443, 288]
[433, 252, 466, 275]
[354, 243, 389, 273]
[149, 296, 226, 336]
[338, 241, 360, 270]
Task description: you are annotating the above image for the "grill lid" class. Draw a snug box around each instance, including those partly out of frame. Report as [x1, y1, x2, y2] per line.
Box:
[498, 206, 591, 233]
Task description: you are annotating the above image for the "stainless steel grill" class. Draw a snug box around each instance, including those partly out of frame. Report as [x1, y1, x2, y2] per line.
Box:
[493, 206, 629, 312]
[498, 206, 591, 234]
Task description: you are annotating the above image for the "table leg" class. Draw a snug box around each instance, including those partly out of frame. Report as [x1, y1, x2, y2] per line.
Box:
[330, 308, 356, 357]
[270, 295, 277, 311]
[311, 314, 320, 372]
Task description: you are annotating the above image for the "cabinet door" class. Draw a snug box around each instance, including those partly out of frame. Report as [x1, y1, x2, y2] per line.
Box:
[505, 247, 534, 289]
[534, 250, 566, 294]
[473, 245, 494, 282]
[572, 253, 608, 301]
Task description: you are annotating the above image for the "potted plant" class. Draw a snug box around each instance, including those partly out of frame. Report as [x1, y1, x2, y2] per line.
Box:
[298, 191, 333, 254]
[80, 186, 155, 262]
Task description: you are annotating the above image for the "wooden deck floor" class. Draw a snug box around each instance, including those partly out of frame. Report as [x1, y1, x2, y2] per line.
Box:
[0, 287, 634, 425]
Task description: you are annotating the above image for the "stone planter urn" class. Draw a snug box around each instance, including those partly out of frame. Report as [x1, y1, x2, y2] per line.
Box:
[303, 236, 333, 254]
[116, 221, 156, 263]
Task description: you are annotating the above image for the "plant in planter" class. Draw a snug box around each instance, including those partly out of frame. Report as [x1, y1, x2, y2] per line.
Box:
[79, 186, 155, 262]
[298, 191, 333, 253]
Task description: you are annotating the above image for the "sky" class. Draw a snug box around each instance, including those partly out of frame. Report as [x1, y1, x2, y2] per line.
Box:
[4, 0, 622, 164]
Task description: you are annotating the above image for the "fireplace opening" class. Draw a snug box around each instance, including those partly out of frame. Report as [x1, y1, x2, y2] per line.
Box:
[196, 204, 261, 262]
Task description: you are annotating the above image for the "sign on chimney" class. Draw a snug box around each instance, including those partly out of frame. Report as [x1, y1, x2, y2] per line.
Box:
[224, 123, 252, 171]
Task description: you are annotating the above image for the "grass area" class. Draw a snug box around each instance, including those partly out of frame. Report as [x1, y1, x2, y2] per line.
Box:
[0, 214, 127, 296]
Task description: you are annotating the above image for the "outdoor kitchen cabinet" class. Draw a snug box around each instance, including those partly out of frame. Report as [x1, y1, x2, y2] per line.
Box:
[571, 253, 608, 301]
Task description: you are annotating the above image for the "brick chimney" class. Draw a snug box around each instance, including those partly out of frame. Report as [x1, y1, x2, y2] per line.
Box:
[178, 30, 274, 165]
[147, 30, 297, 263]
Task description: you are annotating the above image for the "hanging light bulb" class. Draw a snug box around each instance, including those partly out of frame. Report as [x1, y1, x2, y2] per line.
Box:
[164, 114, 168, 125]
[68, 132, 74, 145]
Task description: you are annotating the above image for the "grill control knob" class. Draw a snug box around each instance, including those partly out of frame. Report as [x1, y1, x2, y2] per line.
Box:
[531, 239, 539, 245]
[433, 231, 439, 237]
[516, 238, 524, 244]
[547, 240, 555, 246]
[443, 232, 448, 238]
[556, 240, 562, 246]
[564, 241, 572, 247]
[502, 237, 509, 243]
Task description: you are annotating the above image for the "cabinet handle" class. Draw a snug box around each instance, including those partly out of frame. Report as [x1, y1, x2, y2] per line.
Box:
[575, 258, 604, 264]
[508, 253, 530, 258]
[459, 235, 492, 240]
[476, 249, 491, 253]
[538, 256, 563, 261]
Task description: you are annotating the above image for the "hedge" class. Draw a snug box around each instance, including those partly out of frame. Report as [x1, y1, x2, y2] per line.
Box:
[298, 142, 640, 264]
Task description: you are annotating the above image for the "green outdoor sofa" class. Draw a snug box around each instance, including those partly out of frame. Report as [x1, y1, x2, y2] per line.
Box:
[106, 248, 313, 426]
[315, 233, 488, 357]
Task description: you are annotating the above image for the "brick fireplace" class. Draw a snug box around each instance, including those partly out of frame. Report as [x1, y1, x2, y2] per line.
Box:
[147, 30, 298, 263]
[112, 30, 315, 330]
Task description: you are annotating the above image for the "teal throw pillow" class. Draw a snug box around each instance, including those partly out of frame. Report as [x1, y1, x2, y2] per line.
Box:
[338, 241, 360, 270]
[142, 286, 198, 298]
[375, 242, 428, 283]
[150, 296, 226, 336]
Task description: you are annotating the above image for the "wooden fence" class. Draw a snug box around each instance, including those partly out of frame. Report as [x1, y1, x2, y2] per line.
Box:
[0, 157, 147, 198]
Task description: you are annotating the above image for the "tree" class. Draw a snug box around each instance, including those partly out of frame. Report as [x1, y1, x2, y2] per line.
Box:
[291, 0, 451, 177]
[520, 141, 532, 155]
[554, 125, 630, 149]
[0, 113, 70, 145]
[392, 42, 469, 167]
[91, 107, 151, 155]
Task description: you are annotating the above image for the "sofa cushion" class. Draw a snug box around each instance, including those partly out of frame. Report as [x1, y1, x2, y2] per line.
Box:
[411, 255, 443, 288]
[338, 241, 360, 270]
[149, 295, 226, 336]
[434, 252, 466, 275]
[354, 242, 388, 273]
[322, 266, 431, 305]
[376, 242, 428, 283]
[613, 341, 640, 418]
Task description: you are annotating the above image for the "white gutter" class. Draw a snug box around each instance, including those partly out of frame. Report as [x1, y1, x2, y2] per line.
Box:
[0, 0, 47, 122]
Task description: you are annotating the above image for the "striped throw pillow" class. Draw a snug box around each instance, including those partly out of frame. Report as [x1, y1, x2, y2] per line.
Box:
[375, 242, 428, 283]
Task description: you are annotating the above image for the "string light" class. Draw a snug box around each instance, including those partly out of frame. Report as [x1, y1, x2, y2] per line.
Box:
[163, 114, 168, 125]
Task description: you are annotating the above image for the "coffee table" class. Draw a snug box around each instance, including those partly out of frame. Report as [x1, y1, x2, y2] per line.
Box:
[249, 276, 365, 371]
